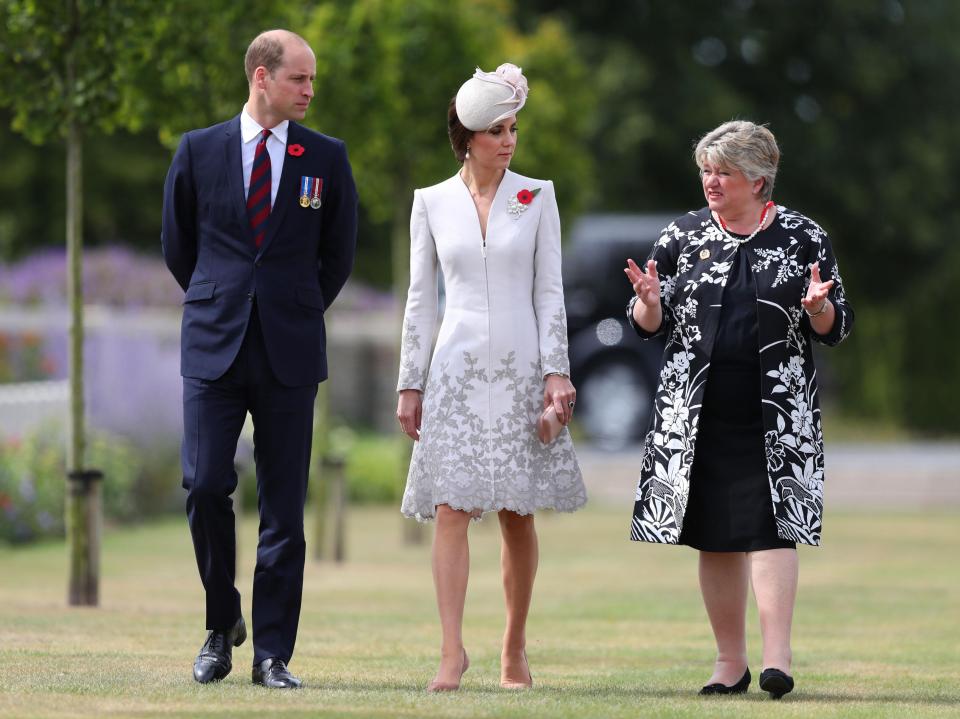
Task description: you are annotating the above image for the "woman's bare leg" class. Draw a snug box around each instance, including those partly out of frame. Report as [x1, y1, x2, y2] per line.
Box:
[749, 548, 798, 673]
[429, 504, 472, 689]
[498, 510, 538, 686]
[699, 551, 750, 685]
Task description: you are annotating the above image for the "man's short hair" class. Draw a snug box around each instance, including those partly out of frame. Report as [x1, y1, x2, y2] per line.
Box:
[244, 30, 310, 85]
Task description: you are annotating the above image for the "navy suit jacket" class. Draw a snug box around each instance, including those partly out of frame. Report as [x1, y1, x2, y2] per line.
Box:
[161, 115, 358, 386]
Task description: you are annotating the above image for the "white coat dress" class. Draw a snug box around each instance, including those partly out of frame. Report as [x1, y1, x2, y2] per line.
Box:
[397, 169, 586, 521]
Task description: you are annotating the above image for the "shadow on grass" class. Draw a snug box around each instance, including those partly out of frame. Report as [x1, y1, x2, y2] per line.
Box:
[301, 679, 960, 705]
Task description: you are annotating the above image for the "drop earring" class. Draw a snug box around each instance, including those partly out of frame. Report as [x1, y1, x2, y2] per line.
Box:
[465, 145, 470, 160]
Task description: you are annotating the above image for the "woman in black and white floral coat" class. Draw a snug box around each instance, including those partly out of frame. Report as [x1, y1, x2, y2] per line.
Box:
[624, 121, 853, 700]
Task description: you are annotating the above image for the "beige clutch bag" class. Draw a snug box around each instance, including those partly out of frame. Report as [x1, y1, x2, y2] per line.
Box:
[537, 405, 564, 444]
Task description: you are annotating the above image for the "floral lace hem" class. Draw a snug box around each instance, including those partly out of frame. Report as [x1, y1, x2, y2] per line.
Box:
[401, 495, 588, 523]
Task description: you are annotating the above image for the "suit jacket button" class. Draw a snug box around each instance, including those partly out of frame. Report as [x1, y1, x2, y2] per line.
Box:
[247, 292, 254, 301]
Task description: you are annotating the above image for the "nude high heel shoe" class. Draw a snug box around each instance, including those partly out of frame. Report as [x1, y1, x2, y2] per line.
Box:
[426, 649, 469, 692]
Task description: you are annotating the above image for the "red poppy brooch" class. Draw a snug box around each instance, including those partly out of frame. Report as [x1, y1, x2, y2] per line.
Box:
[287, 144, 305, 157]
[507, 187, 541, 216]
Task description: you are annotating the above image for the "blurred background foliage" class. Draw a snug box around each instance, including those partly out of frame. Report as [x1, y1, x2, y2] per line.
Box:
[0, 0, 957, 435]
[0, 423, 400, 544]
[0, 424, 143, 543]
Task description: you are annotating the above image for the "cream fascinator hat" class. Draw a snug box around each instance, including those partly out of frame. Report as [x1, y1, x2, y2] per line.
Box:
[455, 63, 529, 131]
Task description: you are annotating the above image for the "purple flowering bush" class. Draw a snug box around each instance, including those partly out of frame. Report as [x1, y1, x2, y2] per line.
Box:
[0, 247, 183, 308]
[0, 246, 393, 311]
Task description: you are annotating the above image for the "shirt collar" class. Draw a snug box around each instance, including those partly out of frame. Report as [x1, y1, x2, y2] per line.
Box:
[240, 106, 290, 145]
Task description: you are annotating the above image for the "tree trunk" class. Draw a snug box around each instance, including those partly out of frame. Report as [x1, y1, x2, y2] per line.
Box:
[65, 0, 99, 607]
[392, 185, 423, 544]
[65, 114, 99, 606]
[329, 455, 347, 563]
[312, 382, 330, 560]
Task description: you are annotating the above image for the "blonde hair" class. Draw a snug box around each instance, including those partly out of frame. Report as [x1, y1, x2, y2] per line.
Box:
[694, 121, 780, 202]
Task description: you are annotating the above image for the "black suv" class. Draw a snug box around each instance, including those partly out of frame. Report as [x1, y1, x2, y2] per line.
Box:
[563, 213, 678, 448]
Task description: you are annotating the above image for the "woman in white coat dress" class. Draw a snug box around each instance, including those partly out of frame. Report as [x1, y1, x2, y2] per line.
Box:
[396, 64, 586, 692]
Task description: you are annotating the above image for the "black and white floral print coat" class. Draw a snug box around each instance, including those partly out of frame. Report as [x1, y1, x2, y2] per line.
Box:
[626, 206, 854, 546]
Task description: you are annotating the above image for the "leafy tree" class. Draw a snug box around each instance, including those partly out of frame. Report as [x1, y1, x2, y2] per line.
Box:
[0, 0, 283, 259]
[6, 0, 954, 434]
[0, 0, 268, 603]
[2, 0, 132, 606]
[299, 0, 595, 283]
[522, 0, 960, 433]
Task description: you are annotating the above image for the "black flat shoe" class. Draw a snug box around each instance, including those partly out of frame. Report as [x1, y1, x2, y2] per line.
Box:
[252, 657, 302, 689]
[759, 668, 794, 699]
[699, 668, 751, 695]
[193, 616, 247, 683]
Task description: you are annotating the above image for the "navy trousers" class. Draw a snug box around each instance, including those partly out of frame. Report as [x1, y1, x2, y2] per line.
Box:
[182, 307, 317, 665]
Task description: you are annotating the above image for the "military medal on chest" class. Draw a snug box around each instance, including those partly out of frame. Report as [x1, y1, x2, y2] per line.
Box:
[299, 176, 323, 209]
[299, 176, 311, 208]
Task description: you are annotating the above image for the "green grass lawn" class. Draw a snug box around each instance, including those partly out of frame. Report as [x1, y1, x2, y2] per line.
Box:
[1, 505, 958, 718]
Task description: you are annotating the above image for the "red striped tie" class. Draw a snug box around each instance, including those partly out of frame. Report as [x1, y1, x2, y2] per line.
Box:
[246, 129, 272, 247]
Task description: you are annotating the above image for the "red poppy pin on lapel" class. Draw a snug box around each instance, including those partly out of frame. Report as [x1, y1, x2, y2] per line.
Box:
[507, 187, 541, 216]
[287, 144, 305, 157]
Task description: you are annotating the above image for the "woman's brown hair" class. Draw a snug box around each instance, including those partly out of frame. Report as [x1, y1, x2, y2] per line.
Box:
[447, 96, 473, 164]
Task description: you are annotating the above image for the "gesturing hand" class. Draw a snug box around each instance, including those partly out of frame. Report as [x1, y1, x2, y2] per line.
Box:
[801, 261, 834, 315]
[624, 258, 661, 307]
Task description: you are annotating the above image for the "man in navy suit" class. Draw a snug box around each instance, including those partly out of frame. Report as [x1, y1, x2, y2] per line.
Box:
[161, 29, 357, 688]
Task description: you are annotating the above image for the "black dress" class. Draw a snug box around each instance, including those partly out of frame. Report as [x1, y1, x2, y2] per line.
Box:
[678, 238, 796, 552]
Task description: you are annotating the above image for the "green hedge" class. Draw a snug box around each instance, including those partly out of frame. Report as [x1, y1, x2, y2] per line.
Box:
[236, 431, 406, 510]
[342, 433, 405, 505]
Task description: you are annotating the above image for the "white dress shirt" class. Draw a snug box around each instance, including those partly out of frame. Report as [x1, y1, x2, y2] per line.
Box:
[240, 106, 288, 207]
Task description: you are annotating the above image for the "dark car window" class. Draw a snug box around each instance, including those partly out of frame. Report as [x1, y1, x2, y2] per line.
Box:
[564, 214, 677, 331]
[561, 213, 678, 447]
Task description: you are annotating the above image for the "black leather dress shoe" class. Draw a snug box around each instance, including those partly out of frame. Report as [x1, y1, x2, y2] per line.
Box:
[759, 668, 794, 699]
[252, 657, 302, 689]
[699, 668, 751, 695]
[192, 616, 247, 684]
